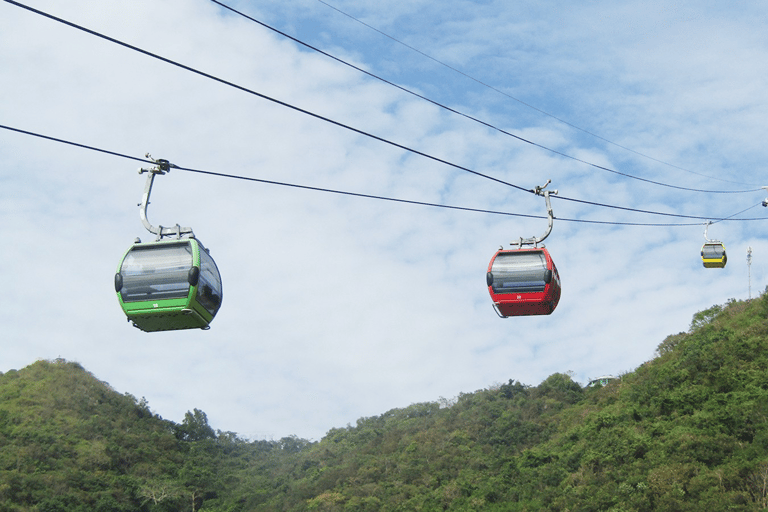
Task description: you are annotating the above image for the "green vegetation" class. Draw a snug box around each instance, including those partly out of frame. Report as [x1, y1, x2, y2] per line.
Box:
[4, 294, 768, 510]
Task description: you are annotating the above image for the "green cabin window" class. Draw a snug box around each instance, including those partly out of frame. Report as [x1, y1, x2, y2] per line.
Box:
[196, 247, 223, 315]
[120, 243, 193, 302]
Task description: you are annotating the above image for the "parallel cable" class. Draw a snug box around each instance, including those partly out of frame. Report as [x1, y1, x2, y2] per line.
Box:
[0, 123, 543, 220]
[3, 123, 766, 226]
[554, 195, 722, 221]
[210, 0, 759, 195]
[0, 124, 151, 165]
[710, 203, 763, 225]
[175, 165, 719, 226]
[4, 2, 767, 222]
[3, 0, 529, 194]
[314, 0, 762, 189]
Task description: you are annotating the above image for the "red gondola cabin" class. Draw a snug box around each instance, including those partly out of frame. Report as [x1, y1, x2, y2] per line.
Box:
[486, 247, 561, 317]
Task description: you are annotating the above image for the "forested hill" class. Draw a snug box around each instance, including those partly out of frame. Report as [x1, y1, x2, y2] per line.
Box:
[3, 296, 768, 511]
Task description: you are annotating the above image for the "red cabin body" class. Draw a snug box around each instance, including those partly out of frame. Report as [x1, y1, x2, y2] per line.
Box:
[486, 248, 561, 317]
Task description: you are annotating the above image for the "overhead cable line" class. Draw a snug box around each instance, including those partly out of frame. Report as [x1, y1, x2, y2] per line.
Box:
[210, 0, 758, 195]
[3, 0, 527, 195]
[2, 123, 765, 227]
[0, 124, 150, 165]
[314, 0, 762, 189]
[175, 166, 750, 226]
[710, 203, 764, 225]
[4, 1, 765, 221]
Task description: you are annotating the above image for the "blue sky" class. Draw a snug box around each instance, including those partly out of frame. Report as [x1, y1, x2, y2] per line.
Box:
[2, 0, 768, 440]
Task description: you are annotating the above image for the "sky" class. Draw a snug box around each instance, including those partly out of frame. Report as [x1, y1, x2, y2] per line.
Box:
[2, 0, 768, 441]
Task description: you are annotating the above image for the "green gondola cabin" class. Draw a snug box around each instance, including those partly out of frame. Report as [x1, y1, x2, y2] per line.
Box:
[115, 237, 222, 332]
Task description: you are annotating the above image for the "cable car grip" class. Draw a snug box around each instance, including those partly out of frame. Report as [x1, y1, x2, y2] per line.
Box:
[703, 221, 720, 244]
[137, 154, 194, 241]
[512, 180, 558, 248]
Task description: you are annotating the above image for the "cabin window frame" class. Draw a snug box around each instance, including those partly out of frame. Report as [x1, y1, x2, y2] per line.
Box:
[119, 243, 194, 303]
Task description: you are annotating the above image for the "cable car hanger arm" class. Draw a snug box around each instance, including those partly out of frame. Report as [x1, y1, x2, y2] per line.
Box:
[513, 180, 558, 248]
[703, 221, 718, 243]
[138, 154, 195, 240]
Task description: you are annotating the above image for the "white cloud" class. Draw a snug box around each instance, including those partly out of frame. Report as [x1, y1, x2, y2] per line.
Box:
[2, 0, 767, 440]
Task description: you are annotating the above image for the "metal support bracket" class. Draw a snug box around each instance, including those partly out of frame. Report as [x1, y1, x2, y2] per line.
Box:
[512, 180, 558, 248]
[138, 154, 195, 240]
[703, 221, 720, 243]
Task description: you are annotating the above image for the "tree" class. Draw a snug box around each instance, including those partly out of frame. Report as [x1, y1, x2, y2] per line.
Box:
[175, 409, 216, 442]
[690, 304, 723, 331]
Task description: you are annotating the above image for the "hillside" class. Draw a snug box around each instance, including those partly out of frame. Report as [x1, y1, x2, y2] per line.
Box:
[2, 295, 768, 510]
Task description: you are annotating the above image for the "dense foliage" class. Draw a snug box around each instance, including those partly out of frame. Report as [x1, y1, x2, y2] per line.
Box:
[3, 294, 768, 510]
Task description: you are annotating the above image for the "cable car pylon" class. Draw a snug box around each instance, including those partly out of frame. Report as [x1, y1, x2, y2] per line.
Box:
[486, 181, 562, 318]
[114, 155, 223, 332]
[748, 246, 753, 299]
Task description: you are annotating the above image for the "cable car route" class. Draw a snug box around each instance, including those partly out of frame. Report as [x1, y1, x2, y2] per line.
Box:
[2, 123, 766, 227]
[5, 0, 762, 195]
[4, 1, 768, 326]
[210, 0, 762, 194]
[1, 0, 527, 195]
[1, 126, 766, 326]
[309, 0, 762, 189]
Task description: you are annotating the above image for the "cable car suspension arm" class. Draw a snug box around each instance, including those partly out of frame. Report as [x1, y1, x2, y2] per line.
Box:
[513, 180, 558, 248]
[703, 221, 721, 244]
[138, 154, 195, 240]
